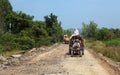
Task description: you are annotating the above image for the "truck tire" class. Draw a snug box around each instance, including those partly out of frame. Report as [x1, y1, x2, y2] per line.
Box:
[79, 50, 82, 57]
[71, 50, 74, 57]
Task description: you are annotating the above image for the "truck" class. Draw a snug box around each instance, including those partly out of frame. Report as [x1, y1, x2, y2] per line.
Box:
[69, 35, 84, 57]
[63, 34, 70, 44]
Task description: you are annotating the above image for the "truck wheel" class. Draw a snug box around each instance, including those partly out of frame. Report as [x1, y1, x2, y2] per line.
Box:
[71, 51, 74, 57]
[82, 49, 84, 55]
[79, 50, 82, 57]
[69, 49, 71, 55]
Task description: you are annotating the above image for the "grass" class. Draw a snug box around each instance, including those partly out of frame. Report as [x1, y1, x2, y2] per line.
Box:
[104, 38, 120, 46]
[86, 39, 120, 62]
[0, 49, 24, 57]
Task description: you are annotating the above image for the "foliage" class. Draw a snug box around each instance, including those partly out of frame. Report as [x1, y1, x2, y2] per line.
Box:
[0, 32, 18, 54]
[83, 21, 120, 62]
[0, 0, 12, 33]
[5, 11, 34, 33]
[0, 45, 4, 55]
[44, 13, 63, 43]
[14, 35, 35, 50]
[104, 38, 120, 46]
[82, 21, 98, 38]
[0, 0, 64, 56]
[86, 40, 120, 62]
[32, 21, 48, 37]
[82, 21, 120, 40]
[64, 29, 73, 37]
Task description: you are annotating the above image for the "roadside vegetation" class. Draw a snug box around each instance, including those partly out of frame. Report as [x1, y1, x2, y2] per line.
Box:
[86, 40, 120, 62]
[82, 22, 120, 62]
[0, 0, 65, 56]
[104, 38, 120, 46]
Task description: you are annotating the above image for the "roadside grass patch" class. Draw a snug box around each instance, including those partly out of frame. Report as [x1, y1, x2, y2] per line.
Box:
[104, 38, 120, 46]
[86, 40, 120, 62]
[1, 49, 24, 57]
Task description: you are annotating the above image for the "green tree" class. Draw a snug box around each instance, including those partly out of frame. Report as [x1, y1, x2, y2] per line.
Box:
[0, 32, 16, 51]
[44, 13, 63, 43]
[96, 28, 109, 40]
[110, 28, 120, 38]
[81, 22, 88, 37]
[32, 21, 50, 47]
[6, 11, 34, 33]
[64, 29, 73, 37]
[0, 0, 12, 33]
[82, 21, 98, 38]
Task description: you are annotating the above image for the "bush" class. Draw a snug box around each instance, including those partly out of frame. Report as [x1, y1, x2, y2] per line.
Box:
[15, 36, 35, 50]
[0, 32, 16, 51]
[35, 36, 53, 47]
[0, 45, 4, 55]
[86, 40, 120, 62]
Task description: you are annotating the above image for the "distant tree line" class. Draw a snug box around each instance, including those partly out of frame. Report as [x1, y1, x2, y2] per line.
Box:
[0, 0, 64, 54]
[81, 21, 120, 40]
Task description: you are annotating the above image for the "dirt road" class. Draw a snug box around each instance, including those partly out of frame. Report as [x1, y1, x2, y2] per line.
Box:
[0, 44, 116, 75]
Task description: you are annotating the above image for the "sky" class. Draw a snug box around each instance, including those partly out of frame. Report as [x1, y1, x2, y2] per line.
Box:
[9, 0, 120, 29]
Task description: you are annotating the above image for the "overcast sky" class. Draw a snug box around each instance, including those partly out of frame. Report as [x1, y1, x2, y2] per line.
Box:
[9, 0, 120, 29]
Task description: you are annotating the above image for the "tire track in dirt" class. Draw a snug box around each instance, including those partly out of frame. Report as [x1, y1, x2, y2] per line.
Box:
[62, 49, 111, 75]
[0, 44, 115, 75]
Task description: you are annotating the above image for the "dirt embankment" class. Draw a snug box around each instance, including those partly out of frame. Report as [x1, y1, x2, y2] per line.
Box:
[0, 44, 119, 75]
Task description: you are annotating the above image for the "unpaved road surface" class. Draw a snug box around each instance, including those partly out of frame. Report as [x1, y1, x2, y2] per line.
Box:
[0, 44, 117, 75]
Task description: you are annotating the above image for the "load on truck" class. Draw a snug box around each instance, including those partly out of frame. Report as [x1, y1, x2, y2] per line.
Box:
[63, 34, 70, 44]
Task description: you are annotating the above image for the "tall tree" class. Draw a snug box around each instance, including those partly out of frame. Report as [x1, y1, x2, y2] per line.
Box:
[82, 21, 98, 38]
[0, 0, 12, 33]
[44, 13, 63, 43]
[6, 11, 34, 33]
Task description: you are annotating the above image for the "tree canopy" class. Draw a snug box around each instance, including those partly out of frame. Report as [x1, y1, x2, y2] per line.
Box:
[0, 0, 12, 33]
[82, 21, 120, 40]
[0, 0, 64, 55]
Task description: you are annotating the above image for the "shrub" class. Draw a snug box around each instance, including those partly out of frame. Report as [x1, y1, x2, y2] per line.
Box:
[0, 32, 16, 51]
[35, 36, 53, 47]
[86, 40, 120, 62]
[15, 36, 35, 50]
[0, 45, 4, 55]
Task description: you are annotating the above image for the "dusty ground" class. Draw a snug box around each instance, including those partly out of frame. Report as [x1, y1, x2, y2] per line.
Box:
[0, 44, 118, 75]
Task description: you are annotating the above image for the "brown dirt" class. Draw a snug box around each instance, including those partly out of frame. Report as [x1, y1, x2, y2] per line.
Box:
[0, 44, 118, 75]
